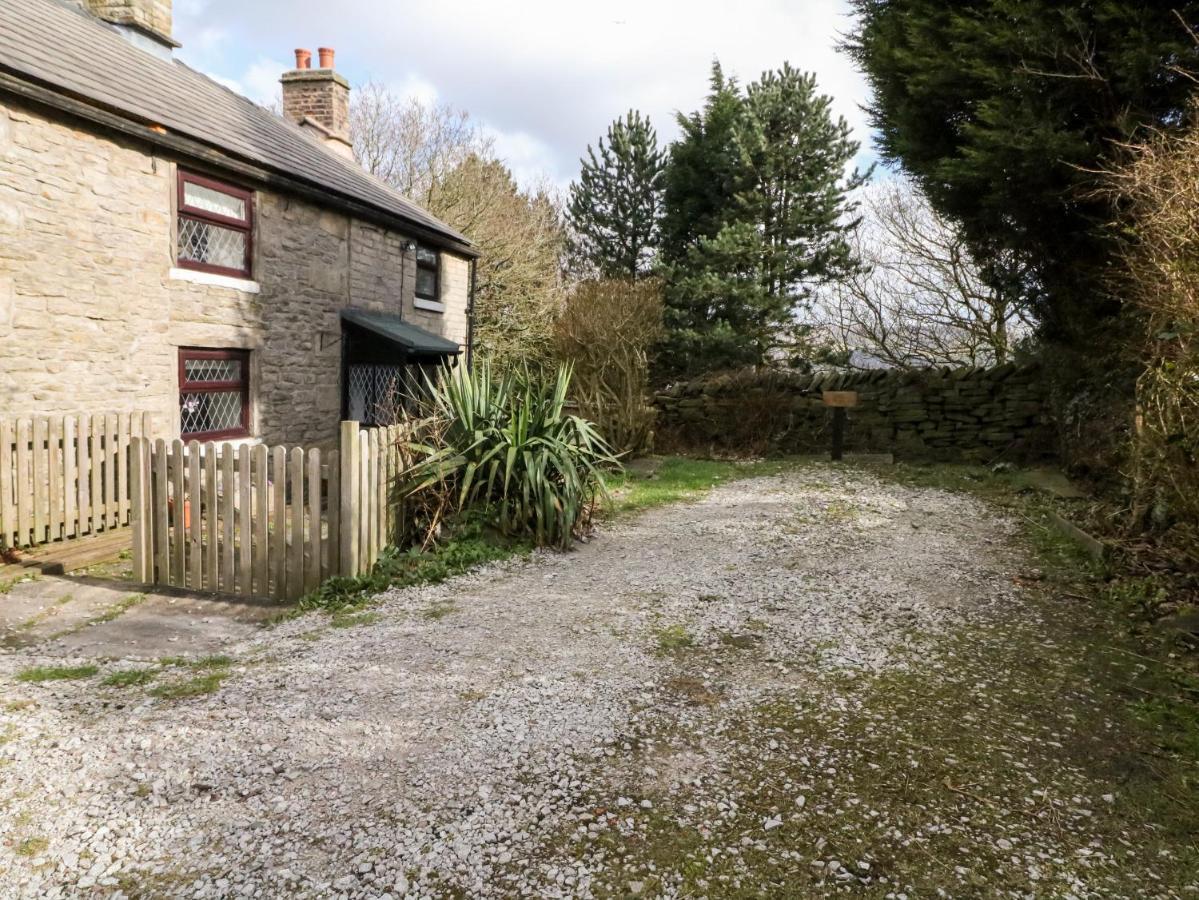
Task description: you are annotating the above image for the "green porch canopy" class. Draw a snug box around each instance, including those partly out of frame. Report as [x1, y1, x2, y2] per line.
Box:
[340, 308, 461, 357]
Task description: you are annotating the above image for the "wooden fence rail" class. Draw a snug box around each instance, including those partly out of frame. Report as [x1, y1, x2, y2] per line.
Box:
[1, 412, 154, 549]
[131, 421, 410, 603]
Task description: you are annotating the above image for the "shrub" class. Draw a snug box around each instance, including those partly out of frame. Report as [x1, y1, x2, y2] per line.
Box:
[555, 278, 664, 456]
[406, 362, 617, 549]
[299, 517, 524, 612]
[1106, 107, 1199, 550]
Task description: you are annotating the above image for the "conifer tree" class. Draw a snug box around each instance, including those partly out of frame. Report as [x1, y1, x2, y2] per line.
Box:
[566, 110, 665, 278]
[845, 0, 1199, 340]
[654, 62, 865, 382]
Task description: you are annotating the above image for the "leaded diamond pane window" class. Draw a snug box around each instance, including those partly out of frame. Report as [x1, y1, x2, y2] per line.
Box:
[180, 391, 244, 437]
[179, 349, 250, 440]
[184, 357, 242, 383]
[178, 217, 248, 272]
[347, 364, 435, 425]
[176, 170, 253, 277]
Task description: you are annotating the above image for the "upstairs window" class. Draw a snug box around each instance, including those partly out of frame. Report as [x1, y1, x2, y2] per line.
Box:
[415, 245, 441, 305]
[176, 171, 254, 278]
[179, 348, 251, 440]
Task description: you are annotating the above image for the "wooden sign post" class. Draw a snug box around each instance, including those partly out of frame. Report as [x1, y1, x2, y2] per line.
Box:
[822, 391, 858, 461]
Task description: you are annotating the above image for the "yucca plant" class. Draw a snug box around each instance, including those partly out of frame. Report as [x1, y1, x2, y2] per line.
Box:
[404, 362, 618, 549]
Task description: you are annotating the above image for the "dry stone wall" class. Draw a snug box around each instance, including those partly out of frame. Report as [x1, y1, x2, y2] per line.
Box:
[655, 364, 1053, 462]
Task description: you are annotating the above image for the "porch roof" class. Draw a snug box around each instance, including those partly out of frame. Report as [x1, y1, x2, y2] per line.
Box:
[340, 308, 461, 357]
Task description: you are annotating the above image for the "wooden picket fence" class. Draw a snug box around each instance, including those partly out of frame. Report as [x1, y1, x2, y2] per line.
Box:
[130, 421, 410, 602]
[1, 412, 155, 549]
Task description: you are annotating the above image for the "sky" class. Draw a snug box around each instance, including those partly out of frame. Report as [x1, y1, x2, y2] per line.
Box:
[172, 0, 877, 195]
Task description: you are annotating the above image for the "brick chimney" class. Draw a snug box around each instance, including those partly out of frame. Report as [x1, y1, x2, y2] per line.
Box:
[280, 47, 354, 160]
[83, 0, 176, 51]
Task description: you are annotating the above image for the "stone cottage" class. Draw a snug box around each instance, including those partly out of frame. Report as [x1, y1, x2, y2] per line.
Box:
[0, 0, 478, 447]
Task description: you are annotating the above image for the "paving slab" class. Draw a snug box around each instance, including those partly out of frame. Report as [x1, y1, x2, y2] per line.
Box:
[1, 574, 279, 657]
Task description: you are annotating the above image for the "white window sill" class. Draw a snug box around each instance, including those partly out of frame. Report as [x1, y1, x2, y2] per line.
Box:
[414, 297, 445, 313]
[170, 267, 261, 294]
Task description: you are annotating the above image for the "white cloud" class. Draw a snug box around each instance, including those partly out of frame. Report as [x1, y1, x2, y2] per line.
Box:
[241, 57, 290, 107]
[483, 127, 566, 196]
[173, 0, 875, 189]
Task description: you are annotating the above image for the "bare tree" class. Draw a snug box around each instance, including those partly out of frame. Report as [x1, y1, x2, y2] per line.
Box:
[817, 178, 1033, 369]
[429, 156, 565, 373]
[350, 80, 493, 202]
[349, 83, 563, 373]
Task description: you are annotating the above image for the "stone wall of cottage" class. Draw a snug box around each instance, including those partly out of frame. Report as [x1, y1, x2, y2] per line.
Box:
[0, 97, 471, 447]
[655, 364, 1054, 462]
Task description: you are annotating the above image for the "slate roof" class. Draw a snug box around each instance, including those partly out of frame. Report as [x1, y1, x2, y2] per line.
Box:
[0, 0, 473, 251]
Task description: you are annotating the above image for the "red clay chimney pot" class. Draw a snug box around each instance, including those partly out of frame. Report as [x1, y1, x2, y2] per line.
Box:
[318, 47, 335, 69]
[294, 48, 312, 69]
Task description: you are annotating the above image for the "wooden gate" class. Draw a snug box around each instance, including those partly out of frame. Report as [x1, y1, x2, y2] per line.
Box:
[1, 412, 154, 549]
[130, 421, 410, 602]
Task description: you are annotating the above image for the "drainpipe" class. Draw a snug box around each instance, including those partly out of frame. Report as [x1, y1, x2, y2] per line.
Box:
[466, 257, 477, 370]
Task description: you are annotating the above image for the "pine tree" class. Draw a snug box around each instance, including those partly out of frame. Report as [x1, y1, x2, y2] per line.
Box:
[738, 63, 866, 308]
[654, 62, 865, 382]
[659, 63, 746, 264]
[566, 110, 665, 278]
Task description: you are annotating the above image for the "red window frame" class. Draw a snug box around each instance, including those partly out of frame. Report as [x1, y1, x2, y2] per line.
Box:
[178, 348, 251, 441]
[176, 170, 255, 278]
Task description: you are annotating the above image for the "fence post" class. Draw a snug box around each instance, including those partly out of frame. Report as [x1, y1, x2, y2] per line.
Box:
[0, 419, 13, 549]
[339, 421, 360, 577]
[130, 437, 148, 583]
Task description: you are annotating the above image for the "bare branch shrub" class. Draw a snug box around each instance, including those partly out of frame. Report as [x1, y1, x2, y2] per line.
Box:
[816, 178, 1033, 368]
[351, 82, 493, 202]
[1106, 112, 1199, 536]
[555, 279, 664, 455]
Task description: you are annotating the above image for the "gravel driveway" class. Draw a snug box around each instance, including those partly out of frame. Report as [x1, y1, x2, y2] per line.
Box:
[1, 464, 1193, 898]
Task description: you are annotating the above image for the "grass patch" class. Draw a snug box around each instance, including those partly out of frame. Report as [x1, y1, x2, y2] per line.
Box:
[16, 664, 98, 683]
[603, 456, 798, 517]
[14, 837, 48, 858]
[0, 574, 38, 595]
[655, 623, 695, 654]
[330, 610, 381, 629]
[422, 601, 457, 621]
[146, 655, 233, 699]
[298, 519, 528, 614]
[191, 654, 233, 670]
[4, 699, 35, 712]
[148, 671, 226, 700]
[101, 668, 157, 688]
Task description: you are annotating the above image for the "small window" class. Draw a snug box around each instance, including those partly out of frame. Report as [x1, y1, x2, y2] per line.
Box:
[415, 245, 440, 302]
[179, 348, 251, 440]
[176, 170, 254, 278]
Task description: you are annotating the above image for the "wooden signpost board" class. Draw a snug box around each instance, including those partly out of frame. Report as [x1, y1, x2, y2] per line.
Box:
[822, 391, 859, 460]
[822, 391, 859, 408]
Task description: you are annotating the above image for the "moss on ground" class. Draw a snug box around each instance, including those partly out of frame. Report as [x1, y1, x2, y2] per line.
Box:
[148, 671, 227, 700]
[101, 668, 157, 688]
[521, 460, 1199, 897]
[603, 456, 802, 517]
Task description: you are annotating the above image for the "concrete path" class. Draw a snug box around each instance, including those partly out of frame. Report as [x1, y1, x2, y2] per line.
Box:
[1, 572, 278, 658]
